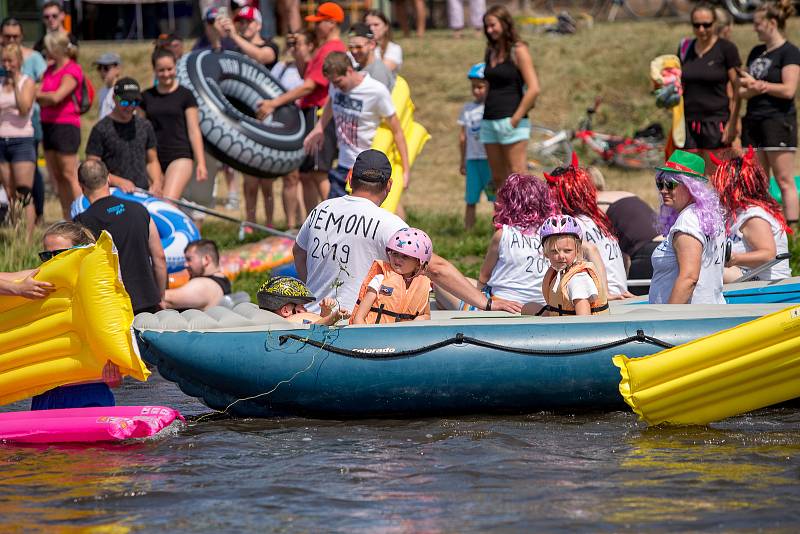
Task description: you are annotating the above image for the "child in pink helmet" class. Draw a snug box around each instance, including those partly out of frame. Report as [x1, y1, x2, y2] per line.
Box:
[527, 214, 609, 317]
[351, 227, 433, 324]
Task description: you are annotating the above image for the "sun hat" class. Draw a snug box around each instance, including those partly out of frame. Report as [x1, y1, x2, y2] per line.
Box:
[305, 2, 345, 23]
[94, 52, 121, 66]
[656, 150, 707, 181]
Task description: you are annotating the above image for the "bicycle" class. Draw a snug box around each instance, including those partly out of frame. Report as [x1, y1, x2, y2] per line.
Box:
[527, 97, 665, 172]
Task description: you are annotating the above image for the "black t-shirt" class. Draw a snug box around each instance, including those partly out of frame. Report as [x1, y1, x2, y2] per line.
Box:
[256, 40, 279, 70]
[33, 32, 78, 54]
[745, 41, 800, 119]
[141, 86, 197, 162]
[605, 196, 659, 257]
[74, 196, 161, 313]
[680, 38, 741, 121]
[85, 116, 157, 189]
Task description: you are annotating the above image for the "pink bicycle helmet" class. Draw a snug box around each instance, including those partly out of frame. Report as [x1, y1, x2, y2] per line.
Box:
[539, 215, 583, 244]
[386, 227, 433, 266]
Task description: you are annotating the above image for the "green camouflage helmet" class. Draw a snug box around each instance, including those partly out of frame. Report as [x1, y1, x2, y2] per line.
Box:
[257, 276, 316, 310]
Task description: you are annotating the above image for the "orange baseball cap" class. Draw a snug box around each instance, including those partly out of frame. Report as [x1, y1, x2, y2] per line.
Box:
[305, 2, 345, 23]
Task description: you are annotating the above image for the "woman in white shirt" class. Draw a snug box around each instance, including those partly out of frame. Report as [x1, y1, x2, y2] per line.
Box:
[545, 154, 630, 299]
[711, 148, 791, 282]
[364, 10, 403, 73]
[649, 150, 727, 304]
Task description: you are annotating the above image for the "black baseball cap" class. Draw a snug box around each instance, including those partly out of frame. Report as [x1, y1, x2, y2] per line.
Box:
[352, 149, 392, 183]
[113, 77, 141, 101]
[348, 22, 374, 39]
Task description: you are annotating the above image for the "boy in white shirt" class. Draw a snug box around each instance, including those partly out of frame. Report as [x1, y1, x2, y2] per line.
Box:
[303, 51, 409, 199]
[458, 62, 493, 230]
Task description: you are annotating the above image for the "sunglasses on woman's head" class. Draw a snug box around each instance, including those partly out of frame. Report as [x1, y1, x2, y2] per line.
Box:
[692, 22, 713, 29]
[38, 248, 69, 262]
[656, 178, 680, 191]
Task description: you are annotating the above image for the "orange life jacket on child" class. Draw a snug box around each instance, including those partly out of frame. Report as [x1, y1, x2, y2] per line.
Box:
[542, 261, 609, 316]
[351, 260, 431, 324]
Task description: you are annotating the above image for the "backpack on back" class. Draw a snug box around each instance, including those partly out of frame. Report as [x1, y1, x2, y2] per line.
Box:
[72, 75, 95, 115]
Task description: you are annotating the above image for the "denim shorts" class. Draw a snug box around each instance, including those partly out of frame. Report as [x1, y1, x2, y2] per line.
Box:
[479, 117, 531, 145]
[328, 164, 350, 199]
[0, 136, 36, 163]
[30, 382, 115, 411]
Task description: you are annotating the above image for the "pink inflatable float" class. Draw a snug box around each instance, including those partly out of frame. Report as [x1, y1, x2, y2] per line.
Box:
[0, 406, 184, 443]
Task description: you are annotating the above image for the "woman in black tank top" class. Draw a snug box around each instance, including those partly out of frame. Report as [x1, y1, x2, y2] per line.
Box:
[480, 5, 540, 192]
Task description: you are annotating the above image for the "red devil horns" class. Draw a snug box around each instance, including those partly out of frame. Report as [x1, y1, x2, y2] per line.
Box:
[708, 152, 724, 166]
[744, 145, 755, 162]
[543, 172, 556, 183]
[570, 151, 579, 169]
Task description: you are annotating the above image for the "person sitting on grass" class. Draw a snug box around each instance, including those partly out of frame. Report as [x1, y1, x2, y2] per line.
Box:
[30, 221, 122, 410]
[162, 239, 231, 311]
[257, 276, 350, 325]
[523, 215, 608, 317]
[351, 227, 433, 324]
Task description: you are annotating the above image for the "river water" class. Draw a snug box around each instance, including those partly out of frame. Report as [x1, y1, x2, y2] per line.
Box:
[1, 372, 799, 532]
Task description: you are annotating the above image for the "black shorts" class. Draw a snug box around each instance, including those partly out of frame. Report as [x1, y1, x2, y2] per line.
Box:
[683, 119, 726, 150]
[41, 123, 81, 154]
[158, 150, 193, 173]
[742, 114, 797, 151]
[299, 106, 337, 173]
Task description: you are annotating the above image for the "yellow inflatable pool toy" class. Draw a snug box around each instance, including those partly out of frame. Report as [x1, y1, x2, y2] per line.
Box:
[613, 305, 800, 426]
[0, 231, 150, 406]
[346, 75, 431, 213]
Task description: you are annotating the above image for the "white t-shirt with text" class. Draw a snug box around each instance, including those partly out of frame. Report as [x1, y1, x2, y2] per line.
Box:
[729, 205, 791, 281]
[458, 101, 487, 161]
[649, 204, 726, 304]
[576, 215, 627, 295]
[486, 225, 546, 305]
[329, 74, 396, 169]
[295, 195, 407, 312]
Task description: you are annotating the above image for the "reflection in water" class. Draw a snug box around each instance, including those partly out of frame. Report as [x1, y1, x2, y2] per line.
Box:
[1, 375, 799, 530]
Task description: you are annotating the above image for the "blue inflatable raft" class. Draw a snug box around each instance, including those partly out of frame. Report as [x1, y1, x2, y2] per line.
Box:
[133, 303, 786, 418]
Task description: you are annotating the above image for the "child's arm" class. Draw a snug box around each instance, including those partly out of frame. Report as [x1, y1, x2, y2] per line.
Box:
[478, 229, 503, 289]
[316, 307, 351, 325]
[459, 126, 467, 175]
[572, 299, 592, 316]
[413, 301, 431, 321]
[352, 290, 377, 324]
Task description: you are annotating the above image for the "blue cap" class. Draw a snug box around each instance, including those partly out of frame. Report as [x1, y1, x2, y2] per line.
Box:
[467, 62, 485, 80]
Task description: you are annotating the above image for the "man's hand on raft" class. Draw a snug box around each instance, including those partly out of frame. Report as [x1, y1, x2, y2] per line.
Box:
[490, 296, 522, 314]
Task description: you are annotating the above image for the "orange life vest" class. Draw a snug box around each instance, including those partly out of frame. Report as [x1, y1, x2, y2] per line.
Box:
[542, 261, 609, 316]
[351, 260, 431, 324]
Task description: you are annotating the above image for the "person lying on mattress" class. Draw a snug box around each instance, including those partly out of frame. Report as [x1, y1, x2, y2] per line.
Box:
[351, 227, 433, 324]
[522, 215, 609, 317]
[30, 221, 122, 410]
[257, 276, 351, 325]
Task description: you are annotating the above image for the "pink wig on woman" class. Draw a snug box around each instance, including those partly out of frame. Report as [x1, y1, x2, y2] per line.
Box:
[656, 170, 726, 237]
[492, 173, 554, 234]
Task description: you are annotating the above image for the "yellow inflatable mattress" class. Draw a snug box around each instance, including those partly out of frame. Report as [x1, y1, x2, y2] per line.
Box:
[613, 305, 800, 425]
[0, 231, 150, 406]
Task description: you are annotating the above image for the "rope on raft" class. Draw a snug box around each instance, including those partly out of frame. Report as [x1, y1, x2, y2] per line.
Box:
[277, 329, 674, 360]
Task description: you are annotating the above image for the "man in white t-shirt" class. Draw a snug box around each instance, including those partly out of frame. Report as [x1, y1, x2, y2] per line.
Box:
[303, 51, 409, 199]
[294, 149, 522, 314]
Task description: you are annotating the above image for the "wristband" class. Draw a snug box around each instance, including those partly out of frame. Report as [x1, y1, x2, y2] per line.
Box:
[485, 297, 493, 311]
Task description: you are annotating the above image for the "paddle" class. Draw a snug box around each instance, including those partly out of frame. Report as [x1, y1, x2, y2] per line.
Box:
[733, 253, 792, 283]
[134, 188, 296, 239]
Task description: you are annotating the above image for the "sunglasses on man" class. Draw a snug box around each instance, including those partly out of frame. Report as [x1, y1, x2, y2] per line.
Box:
[692, 22, 713, 29]
[655, 178, 680, 191]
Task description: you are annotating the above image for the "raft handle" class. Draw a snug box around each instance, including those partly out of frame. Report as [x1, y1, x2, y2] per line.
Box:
[277, 329, 673, 360]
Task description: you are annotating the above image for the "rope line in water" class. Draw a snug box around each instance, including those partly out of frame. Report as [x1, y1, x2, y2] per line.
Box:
[277, 329, 674, 360]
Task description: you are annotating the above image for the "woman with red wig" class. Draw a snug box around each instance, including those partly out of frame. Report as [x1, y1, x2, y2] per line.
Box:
[711, 147, 791, 282]
[545, 155, 630, 299]
[478, 173, 553, 307]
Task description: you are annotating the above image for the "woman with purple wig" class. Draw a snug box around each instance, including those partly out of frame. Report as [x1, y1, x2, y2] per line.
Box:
[478, 173, 553, 307]
[649, 150, 727, 304]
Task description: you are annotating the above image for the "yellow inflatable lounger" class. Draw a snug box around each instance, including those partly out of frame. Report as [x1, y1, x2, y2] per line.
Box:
[346, 75, 431, 213]
[0, 231, 150, 406]
[613, 305, 800, 426]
